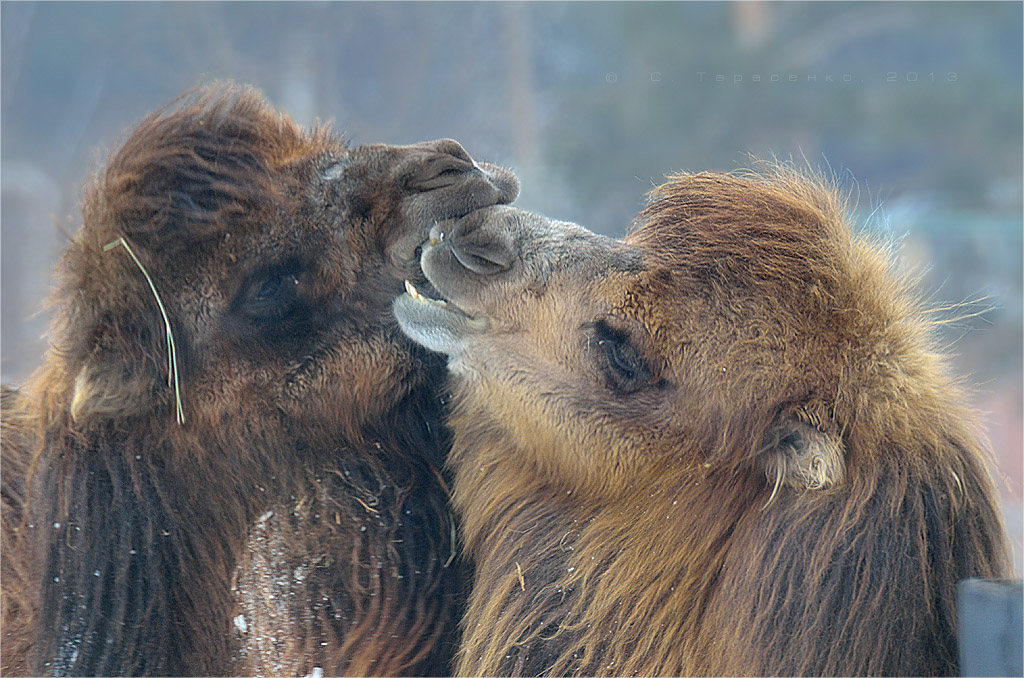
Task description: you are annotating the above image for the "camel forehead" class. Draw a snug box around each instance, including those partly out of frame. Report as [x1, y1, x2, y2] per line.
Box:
[591, 265, 689, 354]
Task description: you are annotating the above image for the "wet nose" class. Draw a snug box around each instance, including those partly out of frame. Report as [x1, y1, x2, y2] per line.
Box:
[449, 207, 516, 275]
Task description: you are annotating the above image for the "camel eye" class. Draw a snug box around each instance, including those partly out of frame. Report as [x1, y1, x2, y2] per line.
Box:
[592, 321, 653, 394]
[239, 265, 301, 320]
[253, 275, 285, 302]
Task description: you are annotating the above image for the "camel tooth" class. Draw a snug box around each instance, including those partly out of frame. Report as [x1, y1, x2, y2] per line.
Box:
[404, 279, 422, 300]
[405, 279, 449, 309]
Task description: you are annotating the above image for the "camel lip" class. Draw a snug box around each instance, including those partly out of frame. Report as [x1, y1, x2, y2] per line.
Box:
[393, 280, 489, 356]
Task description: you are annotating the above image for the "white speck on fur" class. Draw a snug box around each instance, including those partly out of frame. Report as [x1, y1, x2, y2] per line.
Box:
[321, 161, 346, 181]
[234, 614, 248, 634]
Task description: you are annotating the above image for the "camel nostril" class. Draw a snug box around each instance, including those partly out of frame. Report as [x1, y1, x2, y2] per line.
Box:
[434, 138, 474, 164]
[451, 237, 513, 275]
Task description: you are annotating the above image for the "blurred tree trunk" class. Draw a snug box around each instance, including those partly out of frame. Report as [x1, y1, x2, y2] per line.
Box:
[732, 1, 773, 50]
[501, 3, 537, 171]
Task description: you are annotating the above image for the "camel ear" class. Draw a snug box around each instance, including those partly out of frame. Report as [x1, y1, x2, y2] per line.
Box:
[70, 362, 154, 423]
[761, 417, 845, 493]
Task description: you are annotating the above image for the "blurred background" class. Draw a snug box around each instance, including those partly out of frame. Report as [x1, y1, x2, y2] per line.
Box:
[2, 1, 1021, 572]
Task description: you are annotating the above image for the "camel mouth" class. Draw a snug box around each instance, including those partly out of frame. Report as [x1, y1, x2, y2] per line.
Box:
[393, 279, 488, 356]
[390, 158, 518, 276]
[403, 279, 463, 314]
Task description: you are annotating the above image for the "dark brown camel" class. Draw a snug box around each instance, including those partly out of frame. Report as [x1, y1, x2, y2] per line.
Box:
[1, 83, 518, 676]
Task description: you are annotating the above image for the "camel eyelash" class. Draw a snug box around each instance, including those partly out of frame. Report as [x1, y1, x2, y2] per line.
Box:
[589, 320, 653, 394]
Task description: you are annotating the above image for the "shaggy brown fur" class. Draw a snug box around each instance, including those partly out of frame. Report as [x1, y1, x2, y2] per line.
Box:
[0, 83, 517, 676]
[394, 167, 1013, 676]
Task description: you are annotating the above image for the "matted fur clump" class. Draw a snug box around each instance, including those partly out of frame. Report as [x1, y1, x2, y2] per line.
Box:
[395, 166, 1012, 676]
[1, 83, 518, 676]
